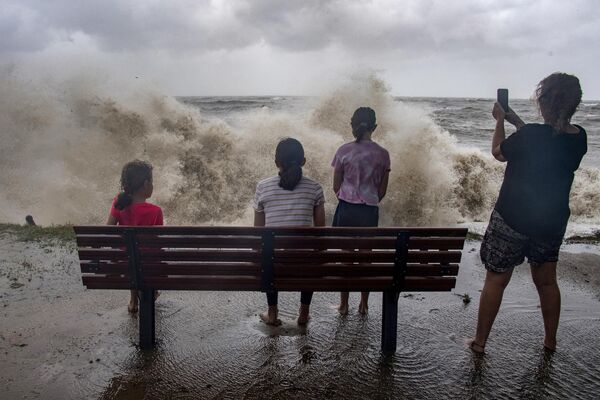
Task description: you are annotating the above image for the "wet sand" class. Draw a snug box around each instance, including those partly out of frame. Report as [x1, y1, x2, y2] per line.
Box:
[1, 234, 600, 399]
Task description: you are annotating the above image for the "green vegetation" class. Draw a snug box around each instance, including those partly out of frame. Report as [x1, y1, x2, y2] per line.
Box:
[467, 229, 600, 244]
[0, 223, 75, 244]
[466, 231, 483, 241]
[455, 292, 472, 305]
[565, 231, 600, 244]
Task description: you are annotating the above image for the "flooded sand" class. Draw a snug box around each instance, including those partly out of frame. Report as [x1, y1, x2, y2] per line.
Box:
[1, 235, 600, 399]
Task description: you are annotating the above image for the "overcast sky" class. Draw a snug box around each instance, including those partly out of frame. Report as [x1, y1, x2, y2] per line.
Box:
[2, 0, 599, 98]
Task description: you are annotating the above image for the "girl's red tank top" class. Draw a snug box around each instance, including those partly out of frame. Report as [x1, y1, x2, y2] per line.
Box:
[110, 199, 163, 226]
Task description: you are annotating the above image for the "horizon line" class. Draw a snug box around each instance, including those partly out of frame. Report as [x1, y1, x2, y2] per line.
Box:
[173, 95, 600, 102]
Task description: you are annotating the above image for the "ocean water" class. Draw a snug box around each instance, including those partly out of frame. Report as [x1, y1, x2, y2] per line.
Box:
[180, 95, 600, 168]
[0, 72, 598, 234]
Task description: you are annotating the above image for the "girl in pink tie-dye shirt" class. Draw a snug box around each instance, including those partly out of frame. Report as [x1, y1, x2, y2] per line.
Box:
[331, 107, 391, 315]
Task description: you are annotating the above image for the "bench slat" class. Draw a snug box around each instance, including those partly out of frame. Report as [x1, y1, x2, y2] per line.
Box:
[274, 250, 462, 264]
[80, 261, 131, 275]
[74, 226, 468, 237]
[135, 235, 262, 249]
[139, 250, 261, 262]
[76, 235, 125, 248]
[143, 276, 262, 290]
[78, 249, 129, 261]
[274, 264, 459, 277]
[141, 262, 261, 276]
[273, 237, 465, 250]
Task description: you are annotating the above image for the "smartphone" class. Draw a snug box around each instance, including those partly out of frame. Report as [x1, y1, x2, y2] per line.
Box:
[497, 88, 509, 112]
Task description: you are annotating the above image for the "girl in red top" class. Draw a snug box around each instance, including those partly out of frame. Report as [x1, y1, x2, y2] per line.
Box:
[107, 160, 163, 313]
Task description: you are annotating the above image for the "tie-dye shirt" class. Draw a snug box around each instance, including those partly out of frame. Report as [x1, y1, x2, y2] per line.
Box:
[332, 141, 391, 206]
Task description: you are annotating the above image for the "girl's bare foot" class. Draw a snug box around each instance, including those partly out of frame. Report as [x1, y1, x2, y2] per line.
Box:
[260, 312, 281, 326]
[128, 299, 138, 314]
[337, 303, 349, 315]
[260, 306, 281, 326]
[358, 301, 368, 315]
[298, 304, 310, 325]
[338, 292, 349, 315]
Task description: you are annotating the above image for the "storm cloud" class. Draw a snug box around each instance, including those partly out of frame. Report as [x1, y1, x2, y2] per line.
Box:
[3, 0, 597, 55]
[1, 0, 599, 97]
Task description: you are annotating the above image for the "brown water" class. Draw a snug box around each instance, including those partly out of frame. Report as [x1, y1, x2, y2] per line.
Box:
[2, 70, 600, 233]
[1, 237, 599, 399]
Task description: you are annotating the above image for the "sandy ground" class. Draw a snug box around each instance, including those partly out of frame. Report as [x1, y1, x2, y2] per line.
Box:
[1, 233, 599, 399]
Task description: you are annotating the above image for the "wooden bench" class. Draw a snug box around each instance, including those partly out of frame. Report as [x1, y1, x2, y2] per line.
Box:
[74, 226, 467, 354]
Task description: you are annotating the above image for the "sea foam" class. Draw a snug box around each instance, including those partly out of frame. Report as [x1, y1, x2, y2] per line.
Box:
[0, 68, 598, 229]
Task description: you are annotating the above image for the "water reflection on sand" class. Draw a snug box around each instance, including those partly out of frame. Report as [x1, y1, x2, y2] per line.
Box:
[1, 239, 599, 399]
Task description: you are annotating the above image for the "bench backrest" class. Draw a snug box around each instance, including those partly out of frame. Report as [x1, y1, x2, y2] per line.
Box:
[75, 226, 467, 293]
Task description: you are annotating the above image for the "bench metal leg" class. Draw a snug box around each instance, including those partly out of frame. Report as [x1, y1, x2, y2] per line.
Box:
[381, 290, 400, 354]
[139, 289, 155, 349]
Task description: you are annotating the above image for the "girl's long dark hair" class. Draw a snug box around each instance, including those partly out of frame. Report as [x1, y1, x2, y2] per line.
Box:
[276, 138, 304, 191]
[351, 107, 377, 142]
[535, 73, 582, 134]
[114, 160, 153, 210]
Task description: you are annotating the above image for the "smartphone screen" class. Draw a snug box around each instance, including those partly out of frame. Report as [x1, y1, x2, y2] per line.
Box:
[497, 89, 509, 111]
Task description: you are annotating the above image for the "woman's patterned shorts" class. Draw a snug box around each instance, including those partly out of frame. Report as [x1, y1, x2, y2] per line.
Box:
[480, 210, 563, 273]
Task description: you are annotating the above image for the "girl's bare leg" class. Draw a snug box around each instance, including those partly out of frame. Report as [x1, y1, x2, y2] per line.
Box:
[358, 292, 369, 314]
[471, 269, 513, 352]
[531, 262, 560, 350]
[128, 289, 138, 313]
[338, 292, 349, 315]
[298, 304, 310, 325]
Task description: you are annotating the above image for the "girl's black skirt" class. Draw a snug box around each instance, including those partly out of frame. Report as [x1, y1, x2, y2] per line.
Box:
[332, 200, 379, 227]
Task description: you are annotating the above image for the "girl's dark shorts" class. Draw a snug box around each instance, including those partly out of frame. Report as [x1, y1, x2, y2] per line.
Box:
[480, 210, 563, 273]
[332, 200, 379, 227]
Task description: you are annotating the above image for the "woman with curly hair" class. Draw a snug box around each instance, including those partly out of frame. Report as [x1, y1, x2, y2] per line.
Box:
[470, 73, 587, 354]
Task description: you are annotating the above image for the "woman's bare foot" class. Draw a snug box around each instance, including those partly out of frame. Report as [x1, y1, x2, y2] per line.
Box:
[128, 299, 138, 314]
[543, 338, 556, 352]
[358, 301, 368, 315]
[260, 306, 281, 326]
[466, 338, 485, 354]
[298, 304, 310, 325]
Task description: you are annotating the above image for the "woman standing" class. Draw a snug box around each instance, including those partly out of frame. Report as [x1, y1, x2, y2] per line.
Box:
[471, 73, 587, 353]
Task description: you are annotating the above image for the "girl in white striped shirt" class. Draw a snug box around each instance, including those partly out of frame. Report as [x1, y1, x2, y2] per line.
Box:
[253, 138, 326, 325]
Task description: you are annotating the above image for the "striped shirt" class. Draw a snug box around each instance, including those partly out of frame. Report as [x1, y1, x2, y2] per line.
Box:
[253, 176, 325, 227]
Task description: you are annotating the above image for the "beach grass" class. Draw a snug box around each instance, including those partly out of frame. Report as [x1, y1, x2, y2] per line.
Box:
[466, 231, 483, 241]
[0, 223, 75, 244]
[565, 230, 600, 244]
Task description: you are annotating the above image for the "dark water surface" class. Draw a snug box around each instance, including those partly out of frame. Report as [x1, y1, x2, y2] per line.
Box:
[52, 247, 599, 400]
[179, 96, 600, 169]
[2, 238, 599, 399]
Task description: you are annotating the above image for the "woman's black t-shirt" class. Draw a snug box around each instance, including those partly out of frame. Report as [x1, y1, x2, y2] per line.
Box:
[495, 123, 587, 238]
